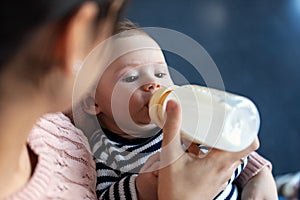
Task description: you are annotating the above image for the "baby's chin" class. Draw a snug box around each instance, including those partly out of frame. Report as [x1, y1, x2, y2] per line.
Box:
[125, 123, 160, 138]
[131, 111, 152, 125]
[129, 121, 155, 128]
[136, 118, 152, 125]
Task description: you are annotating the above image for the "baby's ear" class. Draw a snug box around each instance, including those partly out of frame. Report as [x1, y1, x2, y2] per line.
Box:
[82, 93, 101, 115]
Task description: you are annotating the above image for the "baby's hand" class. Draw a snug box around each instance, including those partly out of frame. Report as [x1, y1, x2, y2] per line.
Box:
[136, 153, 160, 200]
[241, 167, 278, 200]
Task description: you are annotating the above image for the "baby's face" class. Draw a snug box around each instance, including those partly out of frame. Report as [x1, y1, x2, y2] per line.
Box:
[94, 35, 173, 136]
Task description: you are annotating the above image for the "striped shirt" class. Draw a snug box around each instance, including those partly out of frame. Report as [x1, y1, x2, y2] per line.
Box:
[90, 128, 247, 200]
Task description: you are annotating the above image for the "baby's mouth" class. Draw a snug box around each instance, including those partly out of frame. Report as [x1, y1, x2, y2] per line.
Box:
[144, 102, 151, 117]
[145, 98, 151, 109]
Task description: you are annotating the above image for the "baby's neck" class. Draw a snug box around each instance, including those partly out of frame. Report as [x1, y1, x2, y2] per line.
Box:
[112, 129, 137, 139]
[101, 127, 162, 146]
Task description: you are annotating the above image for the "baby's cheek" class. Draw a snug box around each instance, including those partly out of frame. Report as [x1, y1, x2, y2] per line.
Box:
[161, 78, 174, 87]
[128, 93, 141, 111]
[113, 85, 134, 102]
[111, 87, 132, 112]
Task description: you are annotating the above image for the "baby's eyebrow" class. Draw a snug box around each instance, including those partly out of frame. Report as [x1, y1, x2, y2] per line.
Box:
[124, 61, 167, 68]
[114, 66, 133, 80]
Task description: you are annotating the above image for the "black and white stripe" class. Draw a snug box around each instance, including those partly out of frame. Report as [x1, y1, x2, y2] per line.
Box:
[90, 128, 247, 200]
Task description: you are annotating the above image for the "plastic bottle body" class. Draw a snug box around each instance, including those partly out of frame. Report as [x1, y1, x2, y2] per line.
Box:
[149, 85, 260, 152]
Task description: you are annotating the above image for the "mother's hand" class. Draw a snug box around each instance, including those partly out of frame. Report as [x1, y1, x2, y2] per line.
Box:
[158, 100, 259, 200]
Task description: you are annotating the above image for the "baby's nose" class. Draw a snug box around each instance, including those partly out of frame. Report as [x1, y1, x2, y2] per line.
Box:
[143, 82, 161, 92]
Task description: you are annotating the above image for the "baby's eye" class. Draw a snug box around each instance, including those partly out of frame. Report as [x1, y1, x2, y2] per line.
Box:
[122, 76, 138, 82]
[155, 73, 166, 78]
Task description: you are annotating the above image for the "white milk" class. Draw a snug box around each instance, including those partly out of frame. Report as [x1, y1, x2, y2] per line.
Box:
[149, 85, 260, 152]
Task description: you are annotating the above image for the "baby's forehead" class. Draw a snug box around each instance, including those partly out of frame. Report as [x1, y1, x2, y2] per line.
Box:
[109, 34, 161, 57]
[112, 50, 166, 70]
[104, 34, 167, 73]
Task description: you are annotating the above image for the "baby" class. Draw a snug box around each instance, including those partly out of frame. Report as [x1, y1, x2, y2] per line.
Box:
[81, 20, 274, 200]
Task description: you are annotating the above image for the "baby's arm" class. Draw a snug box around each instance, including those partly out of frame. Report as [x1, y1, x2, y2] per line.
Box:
[95, 160, 138, 200]
[135, 153, 160, 200]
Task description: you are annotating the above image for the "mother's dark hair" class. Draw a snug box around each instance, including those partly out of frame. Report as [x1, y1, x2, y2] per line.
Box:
[0, 0, 126, 77]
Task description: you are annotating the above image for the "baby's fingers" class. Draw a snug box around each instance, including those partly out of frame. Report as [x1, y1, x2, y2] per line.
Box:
[140, 152, 160, 173]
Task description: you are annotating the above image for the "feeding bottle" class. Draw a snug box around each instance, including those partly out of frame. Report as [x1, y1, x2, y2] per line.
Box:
[148, 85, 260, 152]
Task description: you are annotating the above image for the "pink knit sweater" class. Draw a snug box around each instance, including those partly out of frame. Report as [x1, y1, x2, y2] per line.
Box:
[7, 113, 97, 200]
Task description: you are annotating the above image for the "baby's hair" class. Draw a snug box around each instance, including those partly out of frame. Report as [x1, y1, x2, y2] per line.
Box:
[113, 19, 148, 37]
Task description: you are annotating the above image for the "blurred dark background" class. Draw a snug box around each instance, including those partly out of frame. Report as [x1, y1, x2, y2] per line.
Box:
[126, 0, 300, 176]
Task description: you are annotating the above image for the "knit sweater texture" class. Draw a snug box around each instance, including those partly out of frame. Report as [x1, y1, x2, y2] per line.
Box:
[7, 113, 97, 200]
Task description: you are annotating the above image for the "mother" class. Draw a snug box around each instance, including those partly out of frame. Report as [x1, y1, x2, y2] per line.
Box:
[0, 0, 266, 199]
